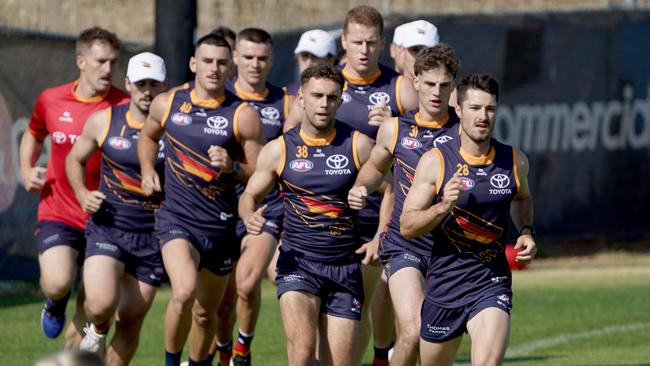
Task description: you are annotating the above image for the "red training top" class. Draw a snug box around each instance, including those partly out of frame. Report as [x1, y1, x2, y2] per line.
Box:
[28, 80, 129, 230]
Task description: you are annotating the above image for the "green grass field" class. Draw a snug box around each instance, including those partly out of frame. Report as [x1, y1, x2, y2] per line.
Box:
[1, 252, 649, 365]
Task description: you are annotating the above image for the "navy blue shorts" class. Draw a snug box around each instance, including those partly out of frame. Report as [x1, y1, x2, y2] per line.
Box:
[380, 234, 430, 278]
[276, 248, 364, 320]
[35, 220, 86, 264]
[85, 220, 164, 287]
[234, 201, 284, 261]
[156, 209, 235, 276]
[420, 293, 513, 343]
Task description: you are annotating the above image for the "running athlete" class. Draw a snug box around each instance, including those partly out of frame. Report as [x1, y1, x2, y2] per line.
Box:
[348, 45, 460, 366]
[336, 6, 420, 363]
[214, 27, 290, 366]
[19, 27, 128, 345]
[286, 29, 338, 101]
[240, 64, 374, 366]
[400, 74, 536, 366]
[137, 33, 264, 366]
[66, 52, 166, 364]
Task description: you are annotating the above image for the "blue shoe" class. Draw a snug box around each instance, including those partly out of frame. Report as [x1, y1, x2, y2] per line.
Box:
[41, 303, 65, 339]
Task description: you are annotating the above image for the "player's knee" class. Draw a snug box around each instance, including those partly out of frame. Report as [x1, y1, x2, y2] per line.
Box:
[192, 305, 216, 328]
[85, 297, 116, 322]
[115, 316, 144, 339]
[170, 287, 196, 313]
[470, 354, 502, 366]
[40, 276, 73, 299]
[236, 278, 260, 302]
[399, 326, 421, 349]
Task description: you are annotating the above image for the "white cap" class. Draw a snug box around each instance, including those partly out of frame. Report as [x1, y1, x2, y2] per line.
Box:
[392, 23, 408, 46]
[401, 20, 440, 49]
[294, 29, 337, 58]
[127, 52, 166, 83]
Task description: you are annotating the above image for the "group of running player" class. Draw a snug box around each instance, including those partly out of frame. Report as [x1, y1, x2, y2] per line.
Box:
[21, 4, 537, 366]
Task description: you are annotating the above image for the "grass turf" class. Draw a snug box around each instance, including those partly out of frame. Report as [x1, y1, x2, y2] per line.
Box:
[1, 253, 649, 365]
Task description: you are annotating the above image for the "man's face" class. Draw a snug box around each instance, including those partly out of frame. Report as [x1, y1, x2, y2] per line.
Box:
[402, 46, 425, 80]
[234, 40, 273, 86]
[413, 66, 454, 117]
[126, 78, 166, 114]
[296, 52, 334, 73]
[390, 43, 404, 73]
[190, 44, 232, 93]
[457, 88, 498, 143]
[299, 77, 342, 131]
[341, 23, 383, 74]
[77, 40, 118, 93]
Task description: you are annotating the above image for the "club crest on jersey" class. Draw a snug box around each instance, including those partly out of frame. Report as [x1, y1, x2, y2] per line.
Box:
[459, 176, 475, 190]
[204, 116, 229, 136]
[489, 174, 512, 194]
[341, 92, 352, 104]
[108, 136, 131, 150]
[401, 137, 422, 149]
[325, 154, 351, 175]
[260, 106, 282, 126]
[289, 159, 314, 172]
[52, 131, 67, 144]
[369, 91, 390, 105]
[434, 135, 453, 147]
[171, 113, 192, 126]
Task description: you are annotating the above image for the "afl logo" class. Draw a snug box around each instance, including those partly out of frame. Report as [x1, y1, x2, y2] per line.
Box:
[400, 137, 422, 149]
[206, 116, 229, 130]
[459, 177, 475, 190]
[52, 131, 67, 144]
[108, 136, 131, 150]
[289, 159, 314, 172]
[434, 135, 453, 147]
[260, 107, 280, 120]
[326, 154, 349, 169]
[342, 92, 352, 104]
[490, 174, 510, 189]
[171, 113, 192, 126]
[368, 91, 390, 105]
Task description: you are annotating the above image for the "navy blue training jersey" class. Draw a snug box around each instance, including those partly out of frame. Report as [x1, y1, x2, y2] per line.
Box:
[427, 138, 520, 306]
[278, 124, 362, 263]
[94, 104, 164, 231]
[160, 84, 246, 232]
[384, 109, 460, 255]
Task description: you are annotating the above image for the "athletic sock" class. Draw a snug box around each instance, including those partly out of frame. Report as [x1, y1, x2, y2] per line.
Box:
[165, 350, 182, 366]
[206, 351, 216, 364]
[188, 358, 211, 366]
[45, 291, 71, 316]
[217, 339, 233, 363]
[234, 329, 254, 355]
[372, 342, 394, 366]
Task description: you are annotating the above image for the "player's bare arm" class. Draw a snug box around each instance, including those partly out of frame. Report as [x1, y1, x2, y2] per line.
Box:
[221, 104, 265, 181]
[398, 76, 419, 113]
[65, 109, 107, 213]
[238, 138, 282, 235]
[138, 91, 169, 196]
[18, 127, 47, 193]
[283, 95, 302, 132]
[400, 148, 464, 239]
[348, 118, 396, 210]
[510, 148, 537, 263]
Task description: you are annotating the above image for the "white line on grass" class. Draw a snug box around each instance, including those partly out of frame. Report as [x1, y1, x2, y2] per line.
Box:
[454, 322, 650, 365]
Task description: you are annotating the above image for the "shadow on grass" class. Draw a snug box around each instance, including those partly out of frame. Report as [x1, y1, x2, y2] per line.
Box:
[0, 293, 43, 308]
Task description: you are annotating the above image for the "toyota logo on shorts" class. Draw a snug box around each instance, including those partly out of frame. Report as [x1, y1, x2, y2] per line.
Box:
[206, 116, 229, 130]
[490, 174, 510, 189]
[368, 91, 390, 105]
[261, 107, 280, 120]
[326, 154, 349, 169]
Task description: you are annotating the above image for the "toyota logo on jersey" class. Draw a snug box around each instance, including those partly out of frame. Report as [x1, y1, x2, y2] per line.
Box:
[326, 154, 349, 169]
[369, 92, 390, 105]
[206, 116, 229, 130]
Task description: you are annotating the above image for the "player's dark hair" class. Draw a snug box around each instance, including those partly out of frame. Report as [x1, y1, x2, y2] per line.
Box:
[413, 43, 461, 78]
[76, 27, 121, 55]
[344, 5, 384, 37]
[195, 33, 232, 53]
[210, 26, 236, 45]
[458, 73, 500, 102]
[236, 27, 273, 45]
[300, 64, 344, 90]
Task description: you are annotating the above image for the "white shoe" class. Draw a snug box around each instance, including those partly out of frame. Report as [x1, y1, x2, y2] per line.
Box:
[180, 362, 189, 366]
[79, 323, 106, 353]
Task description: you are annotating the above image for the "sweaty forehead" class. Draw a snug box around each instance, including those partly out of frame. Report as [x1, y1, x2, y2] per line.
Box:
[236, 39, 272, 54]
[463, 89, 497, 105]
[345, 23, 381, 39]
[304, 78, 341, 94]
[196, 44, 231, 58]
